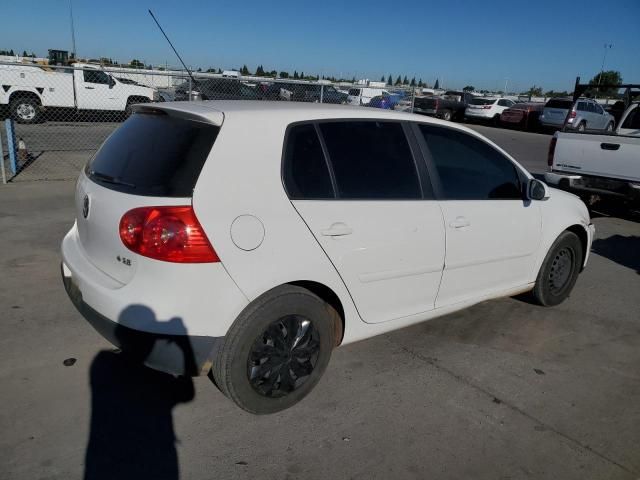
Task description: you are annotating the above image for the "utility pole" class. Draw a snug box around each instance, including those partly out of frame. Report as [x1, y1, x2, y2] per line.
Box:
[69, 0, 77, 58]
[504, 78, 509, 95]
[595, 43, 612, 98]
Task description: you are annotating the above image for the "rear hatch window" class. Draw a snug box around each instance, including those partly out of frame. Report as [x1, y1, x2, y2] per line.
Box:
[86, 112, 219, 197]
[545, 99, 572, 109]
[470, 98, 496, 105]
[348, 88, 361, 95]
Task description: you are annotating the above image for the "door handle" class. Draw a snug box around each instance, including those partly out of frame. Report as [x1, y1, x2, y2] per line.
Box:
[600, 143, 620, 150]
[85, 86, 95, 89]
[321, 223, 353, 237]
[449, 217, 470, 229]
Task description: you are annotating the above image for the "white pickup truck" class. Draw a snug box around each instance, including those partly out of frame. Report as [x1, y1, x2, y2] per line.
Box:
[0, 62, 158, 123]
[545, 102, 640, 207]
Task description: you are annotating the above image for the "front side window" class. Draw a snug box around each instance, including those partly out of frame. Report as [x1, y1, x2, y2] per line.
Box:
[283, 124, 334, 199]
[418, 125, 522, 200]
[319, 121, 421, 199]
[83, 70, 110, 85]
[621, 107, 640, 129]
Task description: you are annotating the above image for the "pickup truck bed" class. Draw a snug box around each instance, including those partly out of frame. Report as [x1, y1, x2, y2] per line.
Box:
[545, 131, 640, 204]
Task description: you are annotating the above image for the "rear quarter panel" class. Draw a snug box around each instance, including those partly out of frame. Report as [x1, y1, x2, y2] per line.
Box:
[192, 111, 363, 342]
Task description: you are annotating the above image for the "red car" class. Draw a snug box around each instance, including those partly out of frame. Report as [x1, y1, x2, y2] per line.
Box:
[500, 102, 544, 131]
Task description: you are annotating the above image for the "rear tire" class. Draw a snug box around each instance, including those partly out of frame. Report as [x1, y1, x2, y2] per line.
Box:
[10, 97, 42, 124]
[606, 122, 614, 132]
[211, 285, 337, 414]
[441, 109, 452, 121]
[532, 231, 583, 306]
[577, 121, 586, 132]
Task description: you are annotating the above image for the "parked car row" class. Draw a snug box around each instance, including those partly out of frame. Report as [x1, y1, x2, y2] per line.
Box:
[413, 90, 618, 134]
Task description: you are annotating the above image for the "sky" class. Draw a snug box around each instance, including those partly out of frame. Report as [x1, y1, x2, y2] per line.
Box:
[1, 0, 639, 92]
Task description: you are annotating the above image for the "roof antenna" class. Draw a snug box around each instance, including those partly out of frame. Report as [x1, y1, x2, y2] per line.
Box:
[148, 9, 199, 91]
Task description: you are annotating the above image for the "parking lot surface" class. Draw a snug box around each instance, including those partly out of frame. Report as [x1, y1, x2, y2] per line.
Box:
[0, 128, 639, 480]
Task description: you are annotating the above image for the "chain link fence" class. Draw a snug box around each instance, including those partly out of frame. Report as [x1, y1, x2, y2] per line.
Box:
[0, 61, 416, 183]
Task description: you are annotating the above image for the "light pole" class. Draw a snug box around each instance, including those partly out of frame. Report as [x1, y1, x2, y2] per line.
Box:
[595, 43, 612, 98]
[504, 78, 509, 96]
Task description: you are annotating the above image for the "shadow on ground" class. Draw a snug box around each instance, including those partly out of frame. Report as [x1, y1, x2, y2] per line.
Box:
[84, 306, 196, 480]
[591, 234, 640, 274]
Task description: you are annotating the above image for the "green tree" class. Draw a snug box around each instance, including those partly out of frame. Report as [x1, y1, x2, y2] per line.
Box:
[241, 65, 250, 75]
[434, 78, 439, 89]
[387, 74, 392, 85]
[293, 70, 299, 79]
[256, 65, 265, 76]
[462, 85, 475, 92]
[526, 85, 543, 97]
[9, 49, 15, 56]
[588, 70, 622, 97]
[129, 59, 144, 68]
[380, 75, 385, 82]
[544, 90, 570, 98]
[418, 79, 424, 88]
[395, 75, 402, 85]
[300, 71, 305, 79]
[403, 76, 408, 85]
[22, 50, 28, 57]
[280, 71, 289, 79]
[410, 77, 416, 87]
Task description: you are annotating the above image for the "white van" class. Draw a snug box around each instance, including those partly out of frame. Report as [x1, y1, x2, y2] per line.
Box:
[347, 87, 388, 106]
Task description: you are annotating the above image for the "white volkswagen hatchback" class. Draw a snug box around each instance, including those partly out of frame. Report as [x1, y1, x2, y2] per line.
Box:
[62, 101, 594, 414]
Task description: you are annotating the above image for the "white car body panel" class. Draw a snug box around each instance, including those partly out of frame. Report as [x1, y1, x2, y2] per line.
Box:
[465, 98, 513, 120]
[436, 200, 541, 306]
[62, 101, 593, 360]
[292, 200, 445, 323]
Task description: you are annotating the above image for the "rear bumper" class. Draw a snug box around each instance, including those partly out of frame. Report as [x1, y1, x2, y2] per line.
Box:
[413, 107, 437, 115]
[465, 110, 492, 119]
[545, 171, 640, 201]
[62, 266, 220, 376]
[61, 222, 249, 376]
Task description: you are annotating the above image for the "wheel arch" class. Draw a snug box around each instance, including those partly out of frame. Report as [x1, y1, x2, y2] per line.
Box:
[566, 223, 589, 270]
[9, 90, 42, 105]
[287, 280, 345, 346]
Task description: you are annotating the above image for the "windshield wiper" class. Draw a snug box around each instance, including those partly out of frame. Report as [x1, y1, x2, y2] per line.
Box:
[89, 170, 136, 188]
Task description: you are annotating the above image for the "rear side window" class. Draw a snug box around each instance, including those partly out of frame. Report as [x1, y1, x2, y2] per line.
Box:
[348, 88, 361, 95]
[471, 98, 495, 105]
[319, 121, 421, 199]
[546, 99, 572, 109]
[86, 113, 218, 197]
[577, 102, 588, 111]
[419, 125, 522, 200]
[283, 124, 334, 199]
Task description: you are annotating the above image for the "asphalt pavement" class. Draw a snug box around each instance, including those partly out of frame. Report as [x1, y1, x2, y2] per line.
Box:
[0, 125, 639, 480]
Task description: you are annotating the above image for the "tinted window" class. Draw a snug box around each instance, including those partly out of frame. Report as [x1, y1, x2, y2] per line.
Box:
[320, 121, 421, 199]
[546, 99, 572, 109]
[621, 107, 640, 129]
[348, 89, 361, 95]
[497, 99, 511, 107]
[86, 113, 218, 196]
[419, 125, 522, 200]
[283, 124, 334, 199]
[587, 102, 596, 113]
[577, 102, 588, 111]
[84, 70, 110, 84]
[471, 98, 496, 105]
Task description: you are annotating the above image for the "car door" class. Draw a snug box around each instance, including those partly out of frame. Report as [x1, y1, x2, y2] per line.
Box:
[415, 123, 542, 307]
[76, 69, 120, 110]
[592, 103, 608, 129]
[284, 121, 446, 324]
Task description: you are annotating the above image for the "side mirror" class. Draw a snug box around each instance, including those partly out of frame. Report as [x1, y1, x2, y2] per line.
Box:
[527, 178, 550, 201]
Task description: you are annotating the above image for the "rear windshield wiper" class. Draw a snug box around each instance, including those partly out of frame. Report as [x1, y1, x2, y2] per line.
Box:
[89, 170, 136, 189]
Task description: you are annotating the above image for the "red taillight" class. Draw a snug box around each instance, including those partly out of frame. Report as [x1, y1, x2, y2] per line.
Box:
[547, 137, 557, 167]
[482, 105, 492, 109]
[119, 206, 219, 263]
[569, 110, 577, 118]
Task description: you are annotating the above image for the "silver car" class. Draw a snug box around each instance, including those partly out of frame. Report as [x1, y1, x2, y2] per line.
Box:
[540, 98, 615, 132]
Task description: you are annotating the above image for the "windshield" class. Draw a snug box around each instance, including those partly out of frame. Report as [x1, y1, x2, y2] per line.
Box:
[546, 99, 572, 109]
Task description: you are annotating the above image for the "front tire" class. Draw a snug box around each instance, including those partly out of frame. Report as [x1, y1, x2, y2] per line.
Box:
[532, 231, 583, 306]
[211, 285, 337, 414]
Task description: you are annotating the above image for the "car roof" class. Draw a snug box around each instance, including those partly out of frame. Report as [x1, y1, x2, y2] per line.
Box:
[135, 100, 439, 127]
